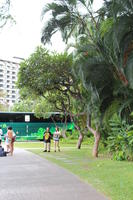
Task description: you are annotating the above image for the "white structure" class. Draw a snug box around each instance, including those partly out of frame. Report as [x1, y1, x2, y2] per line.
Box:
[0, 58, 20, 108]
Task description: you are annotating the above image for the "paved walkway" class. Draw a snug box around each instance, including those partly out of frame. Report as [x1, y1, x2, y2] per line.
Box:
[0, 148, 109, 200]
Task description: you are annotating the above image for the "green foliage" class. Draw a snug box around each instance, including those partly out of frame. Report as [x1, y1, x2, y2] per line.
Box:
[102, 100, 121, 132]
[18, 46, 76, 103]
[41, 0, 133, 121]
[12, 99, 34, 112]
[41, 0, 93, 44]
[100, 18, 114, 37]
[72, 0, 133, 136]
[107, 115, 133, 161]
[66, 130, 79, 139]
[18, 47, 72, 112]
[17, 46, 87, 140]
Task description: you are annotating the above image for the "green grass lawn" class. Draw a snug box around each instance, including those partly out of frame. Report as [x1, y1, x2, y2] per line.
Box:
[14, 140, 79, 148]
[15, 141, 133, 200]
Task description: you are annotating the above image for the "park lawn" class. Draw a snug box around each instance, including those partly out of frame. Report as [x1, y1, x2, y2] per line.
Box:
[23, 143, 133, 200]
[14, 139, 89, 149]
[14, 141, 78, 148]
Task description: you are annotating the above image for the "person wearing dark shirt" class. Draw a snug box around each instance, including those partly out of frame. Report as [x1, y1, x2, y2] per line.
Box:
[43, 127, 52, 152]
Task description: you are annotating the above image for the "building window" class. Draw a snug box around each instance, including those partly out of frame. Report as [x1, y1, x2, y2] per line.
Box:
[0, 75, 3, 77]
[12, 95, 15, 98]
[7, 80, 10, 83]
[0, 84, 3, 87]
[12, 100, 15, 103]
[7, 75, 10, 78]
[7, 71, 10, 73]
[7, 85, 10, 88]
[12, 90, 15, 94]
[12, 76, 16, 79]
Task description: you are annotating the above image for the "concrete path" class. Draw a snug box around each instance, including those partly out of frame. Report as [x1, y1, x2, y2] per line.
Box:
[0, 148, 109, 200]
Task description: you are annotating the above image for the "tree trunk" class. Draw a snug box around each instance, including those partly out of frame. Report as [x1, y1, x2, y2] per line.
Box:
[87, 125, 101, 158]
[92, 132, 100, 157]
[77, 132, 84, 149]
[69, 115, 84, 149]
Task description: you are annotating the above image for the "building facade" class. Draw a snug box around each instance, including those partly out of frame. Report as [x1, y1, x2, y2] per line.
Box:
[0, 58, 20, 108]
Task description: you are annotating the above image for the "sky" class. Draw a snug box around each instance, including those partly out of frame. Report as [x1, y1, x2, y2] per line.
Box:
[0, 0, 103, 60]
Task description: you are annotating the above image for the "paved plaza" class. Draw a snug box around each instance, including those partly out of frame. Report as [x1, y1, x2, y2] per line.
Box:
[0, 148, 108, 200]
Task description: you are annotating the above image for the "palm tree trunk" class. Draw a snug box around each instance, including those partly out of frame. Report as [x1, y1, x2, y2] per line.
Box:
[69, 114, 84, 149]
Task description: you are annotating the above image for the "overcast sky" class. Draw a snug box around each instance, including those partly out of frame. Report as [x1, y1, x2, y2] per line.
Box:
[0, 0, 103, 60]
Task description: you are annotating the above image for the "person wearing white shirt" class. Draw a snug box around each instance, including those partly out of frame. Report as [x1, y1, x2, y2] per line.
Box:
[0, 127, 3, 146]
[53, 127, 61, 152]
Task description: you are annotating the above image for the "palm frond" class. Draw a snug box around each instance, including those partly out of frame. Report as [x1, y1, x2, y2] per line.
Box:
[41, 18, 59, 44]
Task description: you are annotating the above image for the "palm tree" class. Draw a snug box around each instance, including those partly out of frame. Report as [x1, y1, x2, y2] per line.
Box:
[98, 0, 133, 87]
[41, 0, 133, 87]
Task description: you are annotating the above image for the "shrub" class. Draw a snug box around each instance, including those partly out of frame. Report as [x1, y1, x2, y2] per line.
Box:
[107, 115, 133, 161]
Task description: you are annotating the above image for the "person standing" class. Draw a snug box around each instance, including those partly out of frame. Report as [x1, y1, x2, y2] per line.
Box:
[7, 127, 13, 156]
[0, 127, 3, 146]
[43, 127, 52, 152]
[53, 127, 61, 152]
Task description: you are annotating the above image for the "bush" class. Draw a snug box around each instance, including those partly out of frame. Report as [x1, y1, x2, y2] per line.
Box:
[107, 115, 133, 161]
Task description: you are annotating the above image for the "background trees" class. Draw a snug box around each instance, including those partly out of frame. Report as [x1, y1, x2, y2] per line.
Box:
[17, 0, 133, 159]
